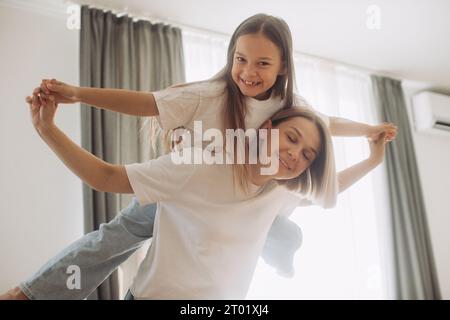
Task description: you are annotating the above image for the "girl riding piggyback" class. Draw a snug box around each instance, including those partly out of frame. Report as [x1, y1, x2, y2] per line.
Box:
[2, 13, 397, 300]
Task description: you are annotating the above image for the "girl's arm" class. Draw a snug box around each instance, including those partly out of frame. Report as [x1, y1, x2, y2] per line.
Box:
[329, 116, 397, 141]
[27, 95, 133, 194]
[337, 132, 388, 193]
[34, 79, 158, 117]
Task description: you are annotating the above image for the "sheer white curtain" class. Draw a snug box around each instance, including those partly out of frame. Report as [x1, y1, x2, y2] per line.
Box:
[182, 30, 228, 82]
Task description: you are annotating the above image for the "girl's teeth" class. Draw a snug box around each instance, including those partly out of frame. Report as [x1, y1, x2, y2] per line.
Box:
[242, 79, 258, 86]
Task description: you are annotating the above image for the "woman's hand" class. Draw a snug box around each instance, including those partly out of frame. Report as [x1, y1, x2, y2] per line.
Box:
[26, 90, 57, 135]
[368, 131, 389, 165]
[367, 122, 398, 142]
[36, 78, 80, 106]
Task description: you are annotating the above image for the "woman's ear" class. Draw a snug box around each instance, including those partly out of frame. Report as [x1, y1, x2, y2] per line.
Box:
[260, 119, 273, 130]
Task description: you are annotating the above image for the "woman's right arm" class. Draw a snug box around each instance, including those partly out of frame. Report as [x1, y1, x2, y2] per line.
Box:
[28, 94, 134, 194]
[37, 79, 159, 117]
[39, 124, 133, 194]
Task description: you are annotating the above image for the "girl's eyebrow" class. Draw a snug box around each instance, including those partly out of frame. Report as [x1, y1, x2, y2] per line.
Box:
[235, 51, 273, 61]
[290, 127, 318, 157]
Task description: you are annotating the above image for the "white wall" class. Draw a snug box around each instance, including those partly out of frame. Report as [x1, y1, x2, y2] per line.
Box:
[0, 3, 83, 292]
[402, 81, 450, 299]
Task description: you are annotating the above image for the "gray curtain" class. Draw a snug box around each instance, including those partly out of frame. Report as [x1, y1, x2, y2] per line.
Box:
[371, 75, 441, 300]
[80, 5, 185, 300]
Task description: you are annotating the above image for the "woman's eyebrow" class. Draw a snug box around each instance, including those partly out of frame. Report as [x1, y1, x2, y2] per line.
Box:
[290, 127, 318, 156]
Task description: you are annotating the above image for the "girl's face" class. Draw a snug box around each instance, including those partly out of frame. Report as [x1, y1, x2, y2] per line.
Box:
[231, 33, 285, 100]
[259, 117, 321, 181]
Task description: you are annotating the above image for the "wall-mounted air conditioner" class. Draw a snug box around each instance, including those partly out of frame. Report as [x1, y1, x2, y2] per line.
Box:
[412, 91, 450, 134]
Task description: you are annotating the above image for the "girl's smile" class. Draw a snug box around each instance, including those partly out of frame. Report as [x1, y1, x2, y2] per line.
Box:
[239, 76, 262, 87]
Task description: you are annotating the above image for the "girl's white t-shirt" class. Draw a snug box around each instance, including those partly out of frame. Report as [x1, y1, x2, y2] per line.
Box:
[153, 80, 330, 136]
[125, 149, 303, 299]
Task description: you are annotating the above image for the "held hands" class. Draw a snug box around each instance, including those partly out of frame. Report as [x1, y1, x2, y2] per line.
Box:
[367, 122, 398, 165]
[32, 79, 79, 108]
[367, 122, 398, 142]
[26, 88, 57, 135]
[368, 131, 390, 165]
[26, 78, 78, 134]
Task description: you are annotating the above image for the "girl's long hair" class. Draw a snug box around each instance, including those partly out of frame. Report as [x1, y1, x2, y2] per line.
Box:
[212, 13, 296, 193]
[145, 14, 304, 195]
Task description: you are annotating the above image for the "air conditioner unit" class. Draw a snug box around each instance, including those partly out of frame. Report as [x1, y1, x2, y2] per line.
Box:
[412, 91, 450, 134]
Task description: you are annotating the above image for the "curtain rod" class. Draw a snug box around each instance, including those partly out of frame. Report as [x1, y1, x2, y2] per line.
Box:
[66, 0, 401, 81]
[66, 0, 230, 39]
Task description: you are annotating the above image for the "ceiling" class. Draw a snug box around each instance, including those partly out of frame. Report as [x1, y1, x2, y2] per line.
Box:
[74, 0, 450, 88]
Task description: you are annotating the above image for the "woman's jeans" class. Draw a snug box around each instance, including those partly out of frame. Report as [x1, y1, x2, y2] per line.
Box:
[19, 198, 302, 300]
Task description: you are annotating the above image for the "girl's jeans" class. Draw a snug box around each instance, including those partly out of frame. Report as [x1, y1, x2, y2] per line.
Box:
[19, 198, 302, 300]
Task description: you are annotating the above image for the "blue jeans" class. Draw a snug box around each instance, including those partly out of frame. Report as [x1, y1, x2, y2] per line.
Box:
[19, 198, 302, 300]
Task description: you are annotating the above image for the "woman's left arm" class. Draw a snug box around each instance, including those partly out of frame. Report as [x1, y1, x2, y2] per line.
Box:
[337, 132, 389, 193]
[329, 116, 397, 141]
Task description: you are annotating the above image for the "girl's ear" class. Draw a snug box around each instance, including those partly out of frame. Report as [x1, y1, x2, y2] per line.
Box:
[278, 63, 287, 76]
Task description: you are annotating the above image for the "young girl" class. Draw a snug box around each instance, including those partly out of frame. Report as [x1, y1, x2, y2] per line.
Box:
[4, 14, 396, 300]
[27, 93, 388, 299]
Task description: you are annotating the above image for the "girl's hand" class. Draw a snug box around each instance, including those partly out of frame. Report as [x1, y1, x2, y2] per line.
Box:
[36, 78, 80, 105]
[367, 122, 397, 142]
[368, 131, 388, 165]
[26, 91, 58, 134]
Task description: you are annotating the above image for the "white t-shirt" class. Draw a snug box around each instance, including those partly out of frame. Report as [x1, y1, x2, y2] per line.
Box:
[153, 80, 330, 136]
[125, 149, 301, 299]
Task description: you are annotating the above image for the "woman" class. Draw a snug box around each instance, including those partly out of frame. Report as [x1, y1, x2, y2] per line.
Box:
[21, 94, 389, 299]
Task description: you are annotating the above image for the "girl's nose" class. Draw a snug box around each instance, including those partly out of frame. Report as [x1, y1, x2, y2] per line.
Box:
[243, 65, 257, 77]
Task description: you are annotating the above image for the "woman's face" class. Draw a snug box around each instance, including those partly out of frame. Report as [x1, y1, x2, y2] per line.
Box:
[260, 116, 322, 180]
[231, 33, 285, 100]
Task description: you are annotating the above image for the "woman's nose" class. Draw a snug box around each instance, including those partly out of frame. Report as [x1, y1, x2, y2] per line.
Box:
[288, 146, 304, 162]
[287, 149, 299, 162]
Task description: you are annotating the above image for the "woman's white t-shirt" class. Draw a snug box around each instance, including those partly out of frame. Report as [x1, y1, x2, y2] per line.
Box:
[125, 149, 303, 299]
